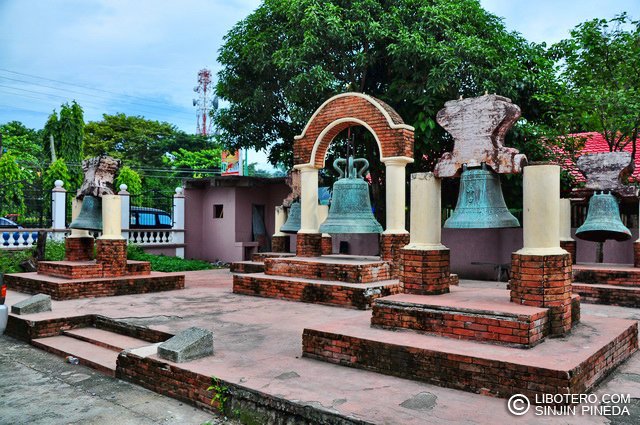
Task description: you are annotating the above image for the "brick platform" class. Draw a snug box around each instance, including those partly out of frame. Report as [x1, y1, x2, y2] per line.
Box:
[5, 271, 184, 300]
[400, 248, 450, 295]
[635, 242, 640, 268]
[573, 283, 640, 308]
[296, 233, 322, 257]
[264, 255, 391, 283]
[38, 260, 151, 279]
[572, 263, 640, 308]
[96, 239, 127, 277]
[510, 253, 574, 336]
[302, 314, 637, 399]
[371, 289, 552, 348]
[233, 273, 401, 309]
[321, 235, 332, 255]
[251, 252, 296, 262]
[230, 261, 265, 274]
[65, 237, 95, 261]
[271, 235, 289, 253]
[560, 240, 576, 264]
[380, 233, 410, 278]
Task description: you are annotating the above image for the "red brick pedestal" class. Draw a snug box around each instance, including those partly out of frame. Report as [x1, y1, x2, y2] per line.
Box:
[96, 239, 127, 277]
[510, 253, 574, 336]
[560, 240, 576, 264]
[65, 237, 95, 261]
[296, 233, 322, 257]
[380, 233, 410, 278]
[271, 235, 289, 253]
[400, 248, 450, 295]
[634, 242, 640, 268]
[321, 235, 332, 255]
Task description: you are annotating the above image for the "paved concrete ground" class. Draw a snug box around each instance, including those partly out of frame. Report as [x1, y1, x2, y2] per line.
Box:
[3, 269, 640, 424]
[0, 334, 233, 425]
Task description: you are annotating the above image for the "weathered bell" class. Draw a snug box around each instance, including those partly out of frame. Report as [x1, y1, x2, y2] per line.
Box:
[444, 165, 519, 228]
[280, 201, 301, 234]
[575, 192, 631, 242]
[69, 195, 103, 231]
[319, 157, 383, 234]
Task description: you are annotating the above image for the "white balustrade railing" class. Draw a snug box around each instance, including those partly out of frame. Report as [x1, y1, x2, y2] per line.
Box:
[0, 228, 184, 250]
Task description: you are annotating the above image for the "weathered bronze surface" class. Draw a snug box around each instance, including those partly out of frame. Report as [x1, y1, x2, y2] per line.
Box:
[280, 201, 301, 234]
[69, 195, 103, 231]
[575, 192, 631, 242]
[444, 165, 519, 229]
[319, 157, 383, 234]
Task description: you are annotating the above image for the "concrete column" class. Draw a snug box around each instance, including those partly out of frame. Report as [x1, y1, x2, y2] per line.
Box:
[98, 195, 124, 240]
[558, 198, 573, 242]
[381, 157, 412, 234]
[296, 165, 319, 233]
[173, 187, 185, 258]
[68, 198, 92, 238]
[517, 165, 566, 255]
[118, 184, 130, 241]
[317, 205, 330, 237]
[406, 172, 446, 250]
[51, 180, 66, 238]
[273, 205, 287, 237]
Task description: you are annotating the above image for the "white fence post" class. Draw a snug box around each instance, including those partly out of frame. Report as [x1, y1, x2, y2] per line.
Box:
[51, 180, 67, 241]
[119, 184, 130, 242]
[173, 187, 185, 258]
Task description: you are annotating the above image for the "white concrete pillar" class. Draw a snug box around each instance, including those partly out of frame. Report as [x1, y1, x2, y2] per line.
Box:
[51, 180, 66, 241]
[559, 198, 574, 242]
[68, 198, 92, 238]
[406, 172, 446, 250]
[173, 187, 185, 258]
[98, 195, 124, 240]
[273, 205, 287, 237]
[295, 165, 319, 233]
[381, 157, 412, 234]
[118, 184, 130, 241]
[317, 204, 330, 237]
[517, 165, 566, 255]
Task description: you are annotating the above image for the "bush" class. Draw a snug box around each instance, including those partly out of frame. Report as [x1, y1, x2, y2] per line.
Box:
[127, 245, 215, 272]
[0, 249, 34, 274]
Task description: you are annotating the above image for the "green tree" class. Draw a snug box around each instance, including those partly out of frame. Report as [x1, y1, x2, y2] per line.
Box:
[0, 151, 29, 217]
[42, 101, 85, 187]
[214, 0, 558, 215]
[549, 14, 640, 155]
[43, 159, 71, 192]
[164, 147, 223, 178]
[0, 121, 44, 177]
[115, 165, 143, 196]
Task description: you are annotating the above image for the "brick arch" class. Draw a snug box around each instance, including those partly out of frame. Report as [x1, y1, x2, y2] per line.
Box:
[293, 93, 415, 167]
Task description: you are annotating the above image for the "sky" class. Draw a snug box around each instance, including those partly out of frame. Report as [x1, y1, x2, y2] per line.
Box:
[1, 0, 639, 166]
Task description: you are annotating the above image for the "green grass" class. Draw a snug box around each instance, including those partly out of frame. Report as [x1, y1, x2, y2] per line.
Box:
[1, 241, 218, 274]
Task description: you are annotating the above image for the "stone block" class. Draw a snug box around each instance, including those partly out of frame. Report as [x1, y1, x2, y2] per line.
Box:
[158, 327, 213, 363]
[11, 294, 52, 315]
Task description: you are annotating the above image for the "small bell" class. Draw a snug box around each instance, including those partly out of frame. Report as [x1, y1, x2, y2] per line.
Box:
[69, 195, 103, 231]
[444, 164, 519, 229]
[319, 156, 383, 234]
[575, 192, 631, 242]
[280, 201, 301, 234]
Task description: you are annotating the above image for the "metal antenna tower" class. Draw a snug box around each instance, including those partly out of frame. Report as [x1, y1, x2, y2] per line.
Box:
[192, 69, 218, 136]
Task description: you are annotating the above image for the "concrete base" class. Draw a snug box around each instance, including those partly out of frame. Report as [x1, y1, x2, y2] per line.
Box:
[5, 272, 185, 300]
[303, 314, 637, 399]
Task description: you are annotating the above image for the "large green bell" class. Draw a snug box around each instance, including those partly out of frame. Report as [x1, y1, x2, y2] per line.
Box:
[280, 201, 301, 234]
[69, 195, 103, 231]
[575, 192, 631, 242]
[444, 165, 519, 229]
[319, 157, 383, 234]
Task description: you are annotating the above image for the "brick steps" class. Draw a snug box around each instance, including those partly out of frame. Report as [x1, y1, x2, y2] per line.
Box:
[230, 261, 265, 274]
[32, 335, 121, 376]
[264, 255, 391, 283]
[38, 260, 151, 279]
[573, 264, 640, 287]
[302, 314, 638, 399]
[371, 289, 550, 348]
[573, 283, 640, 308]
[32, 326, 155, 376]
[233, 272, 401, 309]
[251, 252, 295, 262]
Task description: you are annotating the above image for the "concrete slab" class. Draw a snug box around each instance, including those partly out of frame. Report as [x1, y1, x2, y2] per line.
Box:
[32, 335, 120, 375]
[158, 327, 214, 362]
[4, 270, 640, 424]
[64, 328, 152, 351]
[11, 293, 51, 315]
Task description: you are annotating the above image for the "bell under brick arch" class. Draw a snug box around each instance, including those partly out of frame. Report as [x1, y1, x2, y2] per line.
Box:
[292, 92, 415, 263]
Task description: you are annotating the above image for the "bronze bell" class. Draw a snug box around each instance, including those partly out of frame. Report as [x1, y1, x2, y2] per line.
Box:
[444, 164, 519, 228]
[319, 156, 383, 234]
[69, 195, 103, 231]
[280, 201, 301, 234]
[575, 192, 631, 242]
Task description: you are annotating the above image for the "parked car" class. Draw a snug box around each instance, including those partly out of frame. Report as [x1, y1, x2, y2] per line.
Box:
[1, 273, 7, 334]
[130, 207, 173, 229]
[0, 217, 22, 229]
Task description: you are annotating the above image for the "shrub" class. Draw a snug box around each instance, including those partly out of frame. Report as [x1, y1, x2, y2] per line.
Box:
[127, 245, 215, 272]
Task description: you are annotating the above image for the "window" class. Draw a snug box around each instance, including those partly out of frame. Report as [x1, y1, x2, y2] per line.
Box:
[214, 204, 224, 219]
[138, 213, 155, 226]
[158, 214, 172, 226]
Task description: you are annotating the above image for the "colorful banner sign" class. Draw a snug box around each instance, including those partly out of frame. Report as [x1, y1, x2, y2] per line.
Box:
[221, 150, 243, 176]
